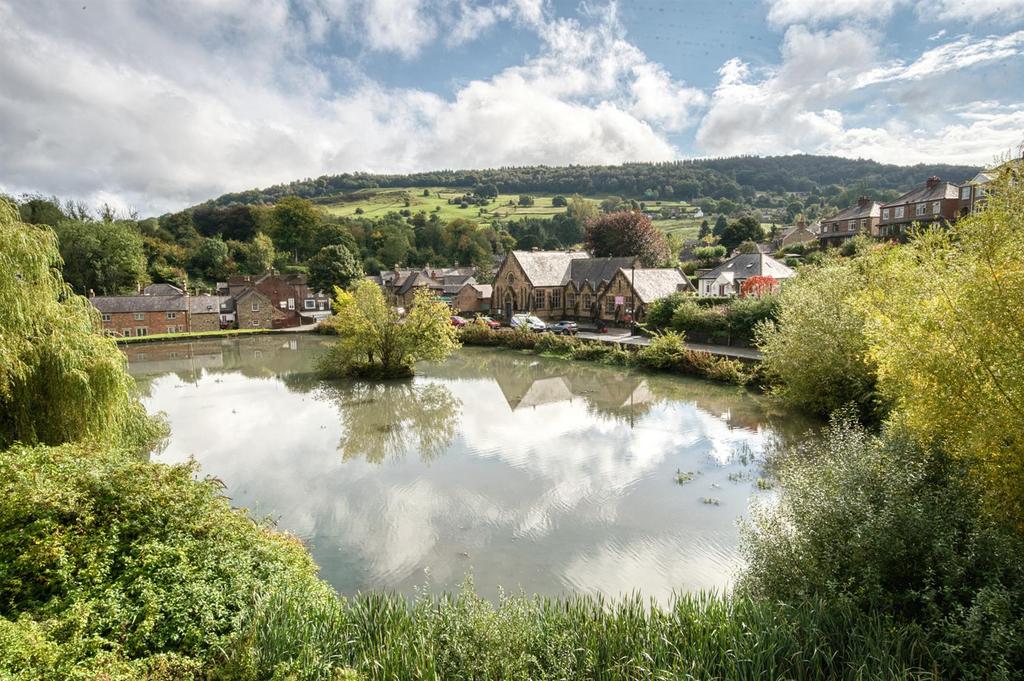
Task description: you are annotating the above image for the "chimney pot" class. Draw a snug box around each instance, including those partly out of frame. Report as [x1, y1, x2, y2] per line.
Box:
[926, 176, 941, 188]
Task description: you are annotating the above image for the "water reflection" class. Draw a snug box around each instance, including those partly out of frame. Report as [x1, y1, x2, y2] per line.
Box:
[126, 337, 814, 604]
[319, 381, 462, 463]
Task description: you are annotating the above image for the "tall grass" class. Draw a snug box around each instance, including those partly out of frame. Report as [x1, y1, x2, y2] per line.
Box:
[222, 581, 936, 680]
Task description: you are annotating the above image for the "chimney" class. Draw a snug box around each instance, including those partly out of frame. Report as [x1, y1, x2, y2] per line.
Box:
[797, 219, 806, 228]
[857, 196, 870, 207]
[926, 176, 941, 188]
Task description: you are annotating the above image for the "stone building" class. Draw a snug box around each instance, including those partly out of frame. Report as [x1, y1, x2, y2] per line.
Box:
[234, 289, 276, 329]
[452, 282, 492, 314]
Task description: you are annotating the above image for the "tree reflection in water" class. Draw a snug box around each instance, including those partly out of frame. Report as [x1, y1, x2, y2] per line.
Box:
[317, 380, 462, 464]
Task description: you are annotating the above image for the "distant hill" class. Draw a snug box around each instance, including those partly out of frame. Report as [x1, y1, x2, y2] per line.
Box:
[201, 155, 981, 208]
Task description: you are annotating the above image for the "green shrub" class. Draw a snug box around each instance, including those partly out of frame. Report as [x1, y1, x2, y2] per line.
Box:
[634, 331, 689, 370]
[0, 443, 323, 679]
[741, 413, 1024, 679]
[533, 332, 578, 356]
[670, 301, 729, 338]
[458, 321, 502, 346]
[568, 341, 616, 362]
[643, 292, 688, 329]
[725, 294, 779, 341]
[503, 325, 538, 350]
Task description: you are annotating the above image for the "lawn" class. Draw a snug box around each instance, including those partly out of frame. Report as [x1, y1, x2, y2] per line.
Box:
[318, 187, 704, 238]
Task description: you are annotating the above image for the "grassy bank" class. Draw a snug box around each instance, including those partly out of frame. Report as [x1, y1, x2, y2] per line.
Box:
[116, 327, 299, 345]
[458, 323, 760, 387]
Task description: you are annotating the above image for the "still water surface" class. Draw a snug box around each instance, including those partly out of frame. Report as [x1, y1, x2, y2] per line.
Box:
[126, 335, 809, 603]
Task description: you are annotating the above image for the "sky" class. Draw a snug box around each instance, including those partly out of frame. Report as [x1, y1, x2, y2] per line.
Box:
[1, 0, 1023, 215]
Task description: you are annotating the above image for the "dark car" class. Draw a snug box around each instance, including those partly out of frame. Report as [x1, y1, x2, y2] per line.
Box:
[549, 320, 579, 335]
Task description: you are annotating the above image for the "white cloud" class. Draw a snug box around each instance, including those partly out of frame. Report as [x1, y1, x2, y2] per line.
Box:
[923, 0, 1024, 24]
[0, 0, 699, 214]
[697, 24, 1024, 166]
[765, 0, 900, 27]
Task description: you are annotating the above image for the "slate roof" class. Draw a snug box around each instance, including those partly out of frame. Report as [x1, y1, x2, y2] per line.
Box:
[189, 295, 231, 314]
[397, 271, 443, 296]
[828, 200, 881, 222]
[881, 179, 960, 210]
[568, 256, 637, 289]
[143, 283, 184, 296]
[91, 295, 186, 313]
[462, 283, 492, 299]
[698, 253, 796, 282]
[625, 268, 692, 302]
[441, 274, 475, 295]
[512, 250, 588, 287]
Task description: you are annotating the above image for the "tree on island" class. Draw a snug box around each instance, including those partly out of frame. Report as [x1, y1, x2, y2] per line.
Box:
[307, 244, 362, 293]
[584, 210, 669, 267]
[318, 279, 460, 379]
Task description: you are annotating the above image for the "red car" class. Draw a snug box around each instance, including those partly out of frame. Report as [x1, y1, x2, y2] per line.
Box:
[476, 316, 501, 329]
[450, 315, 468, 328]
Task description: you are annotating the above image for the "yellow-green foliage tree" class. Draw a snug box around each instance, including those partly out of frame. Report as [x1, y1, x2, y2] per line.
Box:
[0, 200, 161, 451]
[319, 279, 460, 378]
[858, 170, 1024, 526]
[756, 255, 883, 419]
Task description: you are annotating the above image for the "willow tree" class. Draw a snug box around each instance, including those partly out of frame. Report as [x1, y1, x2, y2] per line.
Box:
[318, 279, 460, 379]
[857, 169, 1024, 527]
[0, 200, 161, 451]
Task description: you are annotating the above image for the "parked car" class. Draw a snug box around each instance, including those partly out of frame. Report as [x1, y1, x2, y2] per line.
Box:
[510, 314, 547, 332]
[450, 315, 467, 328]
[549, 320, 578, 336]
[476, 315, 501, 329]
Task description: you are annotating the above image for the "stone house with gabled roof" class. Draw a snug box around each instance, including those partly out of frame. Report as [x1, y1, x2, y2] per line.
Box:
[491, 250, 691, 323]
[697, 253, 795, 298]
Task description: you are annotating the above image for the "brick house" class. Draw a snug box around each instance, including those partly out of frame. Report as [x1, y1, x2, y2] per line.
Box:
[819, 197, 881, 247]
[226, 272, 331, 328]
[452, 282, 492, 314]
[878, 177, 961, 239]
[91, 283, 230, 337]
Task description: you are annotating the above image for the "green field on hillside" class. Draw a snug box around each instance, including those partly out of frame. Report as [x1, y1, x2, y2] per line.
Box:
[318, 187, 704, 240]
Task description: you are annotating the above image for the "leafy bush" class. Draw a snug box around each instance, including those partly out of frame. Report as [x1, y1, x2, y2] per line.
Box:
[634, 332, 689, 370]
[670, 301, 729, 338]
[643, 291, 688, 329]
[533, 332, 578, 356]
[756, 255, 883, 420]
[568, 341, 616, 362]
[458, 321, 503, 346]
[503, 325, 538, 350]
[741, 414, 1024, 679]
[725, 294, 779, 341]
[0, 443, 324, 679]
[634, 333, 748, 385]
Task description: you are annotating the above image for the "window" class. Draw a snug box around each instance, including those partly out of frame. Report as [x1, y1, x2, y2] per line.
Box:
[894, 206, 905, 219]
[861, 219, 868, 228]
[133, 312, 145, 321]
[960, 186, 971, 200]
[279, 300, 287, 309]
[319, 301, 328, 310]
[251, 301, 260, 312]
[166, 311, 177, 319]
[101, 313, 111, 322]
[136, 327, 148, 337]
[304, 299, 316, 310]
[122, 328, 132, 337]
[506, 272, 515, 284]
[287, 298, 295, 310]
[624, 296, 634, 312]
[605, 296, 616, 314]
[848, 219, 857, 231]
[882, 208, 890, 220]
[533, 288, 545, 309]
[566, 293, 575, 309]
[582, 294, 592, 310]
[550, 289, 561, 308]
[251, 320, 260, 327]
[915, 203, 927, 216]
[165, 325, 176, 333]
[932, 201, 940, 214]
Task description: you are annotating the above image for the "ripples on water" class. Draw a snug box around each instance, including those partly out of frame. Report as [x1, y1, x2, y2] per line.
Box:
[125, 335, 810, 604]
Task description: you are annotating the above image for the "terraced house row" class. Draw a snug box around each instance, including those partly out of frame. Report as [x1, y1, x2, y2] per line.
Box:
[818, 159, 1017, 247]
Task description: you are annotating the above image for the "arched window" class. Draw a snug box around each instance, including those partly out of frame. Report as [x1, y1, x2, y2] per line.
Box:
[506, 272, 515, 284]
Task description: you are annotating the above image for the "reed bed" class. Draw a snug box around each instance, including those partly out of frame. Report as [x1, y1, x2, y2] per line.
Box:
[222, 582, 936, 680]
